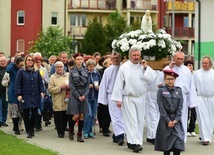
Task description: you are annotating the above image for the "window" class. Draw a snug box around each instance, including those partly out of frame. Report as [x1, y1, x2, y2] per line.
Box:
[130, 16, 134, 25]
[17, 11, 25, 25]
[70, 14, 87, 26]
[17, 39, 25, 53]
[51, 12, 58, 25]
[192, 16, 195, 28]
[82, 15, 86, 26]
[183, 17, 188, 27]
[70, 15, 76, 26]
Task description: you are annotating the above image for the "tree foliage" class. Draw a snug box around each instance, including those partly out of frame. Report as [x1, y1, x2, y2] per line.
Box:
[81, 11, 127, 55]
[81, 18, 106, 55]
[28, 26, 72, 58]
[104, 11, 128, 56]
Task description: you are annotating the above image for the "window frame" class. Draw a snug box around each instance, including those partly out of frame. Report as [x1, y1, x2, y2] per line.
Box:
[17, 11, 25, 25]
[51, 12, 58, 26]
[16, 39, 25, 53]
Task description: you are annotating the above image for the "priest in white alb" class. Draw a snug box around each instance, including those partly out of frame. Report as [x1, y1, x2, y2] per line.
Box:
[111, 46, 157, 153]
[98, 51, 125, 145]
[193, 55, 214, 146]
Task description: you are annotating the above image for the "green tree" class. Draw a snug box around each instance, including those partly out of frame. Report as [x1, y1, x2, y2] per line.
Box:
[81, 18, 106, 55]
[29, 26, 72, 58]
[104, 11, 127, 53]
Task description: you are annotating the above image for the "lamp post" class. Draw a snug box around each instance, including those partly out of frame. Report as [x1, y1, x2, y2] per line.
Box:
[71, 35, 78, 53]
[172, 0, 175, 39]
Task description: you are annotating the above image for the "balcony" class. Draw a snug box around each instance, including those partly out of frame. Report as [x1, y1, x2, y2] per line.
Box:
[127, 0, 156, 10]
[68, 0, 116, 10]
[166, 1, 195, 11]
[69, 26, 87, 38]
[68, 0, 157, 11]
[165, 27, 195, 39]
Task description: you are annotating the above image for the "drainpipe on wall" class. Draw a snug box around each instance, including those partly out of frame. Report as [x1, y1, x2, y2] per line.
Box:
[195, 0, 201, 68]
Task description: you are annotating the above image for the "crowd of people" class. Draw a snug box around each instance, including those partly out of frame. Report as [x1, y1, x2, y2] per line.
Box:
[0, 48, 214, 154]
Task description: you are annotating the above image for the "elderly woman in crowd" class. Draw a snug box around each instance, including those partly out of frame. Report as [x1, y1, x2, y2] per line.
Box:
[15, 54, 44, 138]
[48, 61, 69, 138]
[67, 53, 89, 142]
[83, 59, 101, 139]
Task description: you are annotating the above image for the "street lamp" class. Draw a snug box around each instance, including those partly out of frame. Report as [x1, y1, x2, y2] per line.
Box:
[71, 35, 78, 53]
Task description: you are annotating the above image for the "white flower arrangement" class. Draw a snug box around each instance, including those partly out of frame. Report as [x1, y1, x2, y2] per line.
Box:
[112, 29, 182, 60]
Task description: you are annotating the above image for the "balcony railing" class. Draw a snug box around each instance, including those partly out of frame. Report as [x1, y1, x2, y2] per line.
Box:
[128, 0, 156, 10]
[68, 0, 157, 10]
[69, 26, 87, 38]
[68, 0, 116, 10]
[166, 1, 195, 11]
[165, 27, 195, 38]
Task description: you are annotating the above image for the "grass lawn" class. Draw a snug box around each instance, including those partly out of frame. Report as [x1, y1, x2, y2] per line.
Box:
[0, 130, 58, 155]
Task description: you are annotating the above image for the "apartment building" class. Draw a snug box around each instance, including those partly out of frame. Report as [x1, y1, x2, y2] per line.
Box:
[0, 0, 197, 57]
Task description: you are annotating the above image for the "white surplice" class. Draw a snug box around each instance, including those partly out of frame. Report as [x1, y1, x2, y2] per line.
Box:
[111, 60, 157, 145]
[193, 68, 214, 142]
[98, 65, 125, 136]
[164, 64, 198, 142]
[146, 70, 164, 139]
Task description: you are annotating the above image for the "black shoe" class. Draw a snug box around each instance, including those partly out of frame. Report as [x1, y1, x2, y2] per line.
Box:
[2, 122, 8, 126]
[15, 130, 21, 135]
[27, 133, 32, 138]
[127, 143, 134, 150]
[103, 133, 110, 137]
[147, 138, 155, 144]
[45, 121, 51, 126]
[132, 144, 143, 153]
[118, 139, 124, 146]
[58, 134, 64, 138]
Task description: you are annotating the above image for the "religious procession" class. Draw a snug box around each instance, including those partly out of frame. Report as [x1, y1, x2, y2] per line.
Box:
[0, 10, 214, 155]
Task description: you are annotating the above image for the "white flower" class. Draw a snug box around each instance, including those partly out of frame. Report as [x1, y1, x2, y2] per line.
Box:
[128, 39, 137, 45]
[111, 39, 117, 49]
[120, 42, 130, 52]
[158, 40, 166, 48]
[112, 29, 182, 60]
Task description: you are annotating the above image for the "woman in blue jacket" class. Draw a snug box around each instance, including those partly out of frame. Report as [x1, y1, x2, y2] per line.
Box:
[6, 57, 24, 135]
[15, 54, 44, 138]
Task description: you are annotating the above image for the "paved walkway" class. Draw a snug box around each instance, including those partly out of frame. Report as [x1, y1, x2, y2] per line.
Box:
[1, 121, 214, 155]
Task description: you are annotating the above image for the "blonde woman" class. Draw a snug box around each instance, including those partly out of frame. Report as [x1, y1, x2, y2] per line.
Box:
[15, 54, 44, 138]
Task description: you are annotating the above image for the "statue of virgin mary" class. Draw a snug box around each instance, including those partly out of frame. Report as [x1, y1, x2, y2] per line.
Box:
[141, 10, 152, 33]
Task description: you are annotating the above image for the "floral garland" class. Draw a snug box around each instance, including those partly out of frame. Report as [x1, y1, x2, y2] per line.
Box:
[111, 29, 182, 60]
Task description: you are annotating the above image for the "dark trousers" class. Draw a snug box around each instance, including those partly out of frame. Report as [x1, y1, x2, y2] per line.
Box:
[22, 108, 38, 134]
[0, 96, 8, 123]
[54, 111, 67, 136]
[187, 107, 197, 132]
[36, 113, 42, 129]
[97, 103, 111, 133]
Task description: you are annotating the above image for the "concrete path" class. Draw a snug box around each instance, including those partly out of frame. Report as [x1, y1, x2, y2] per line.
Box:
[1, 121, 214, 155]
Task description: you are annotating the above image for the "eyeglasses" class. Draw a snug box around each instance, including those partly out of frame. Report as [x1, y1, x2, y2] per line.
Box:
[27, 59, 34, 62]
[112, 57, 120, 60]
[55, 66, 63, 68]
[165, 78, 175, 81]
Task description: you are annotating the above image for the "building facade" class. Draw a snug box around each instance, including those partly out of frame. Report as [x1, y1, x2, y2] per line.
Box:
[195, 0, 214, 68]
[0, 0, 198, 58]
[164, 0, 195, 57]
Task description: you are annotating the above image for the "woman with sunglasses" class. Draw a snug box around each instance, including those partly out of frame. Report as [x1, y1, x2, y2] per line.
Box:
[15, 54, 44, 138]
